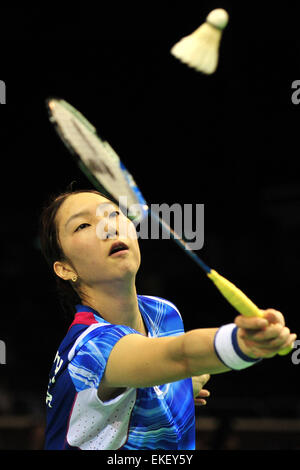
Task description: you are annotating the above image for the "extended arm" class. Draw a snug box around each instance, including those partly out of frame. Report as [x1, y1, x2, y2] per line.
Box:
[100, 309, 296, 390]
[101, 327, 226, 390]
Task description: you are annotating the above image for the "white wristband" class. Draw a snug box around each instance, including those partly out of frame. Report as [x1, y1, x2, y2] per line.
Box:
[214, 323, 262, 370]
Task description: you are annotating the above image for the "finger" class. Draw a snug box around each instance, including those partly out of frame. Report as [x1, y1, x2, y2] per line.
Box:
[199, 374, 210, 387]
[262, 309, 285, 326]
[240, 324, 287, 342]
[194, 398, 207, 406]
[235, 315, 269, 330]
[241, 332, 297, 358]
[266, 331, 297, 351]
[196, 389, 210, 398]
[193, 374, 210, 389]
[279, 333, 297, 351]
[241, 328, 289, 350]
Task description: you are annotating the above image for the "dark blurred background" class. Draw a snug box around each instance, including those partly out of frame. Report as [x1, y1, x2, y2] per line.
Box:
[0, 2, 300, 451]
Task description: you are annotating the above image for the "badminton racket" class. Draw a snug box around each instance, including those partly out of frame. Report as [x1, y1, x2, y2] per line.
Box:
[46, 98, 292, 356]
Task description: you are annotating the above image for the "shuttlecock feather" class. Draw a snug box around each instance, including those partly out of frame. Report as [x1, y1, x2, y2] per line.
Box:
[171, 8, 229, 74]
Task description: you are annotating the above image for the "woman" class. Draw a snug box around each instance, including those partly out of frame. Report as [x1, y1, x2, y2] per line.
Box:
[40, 188, 296, 450]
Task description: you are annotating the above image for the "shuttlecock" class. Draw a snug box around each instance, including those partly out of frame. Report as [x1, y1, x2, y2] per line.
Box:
[170, 8, 229, 74]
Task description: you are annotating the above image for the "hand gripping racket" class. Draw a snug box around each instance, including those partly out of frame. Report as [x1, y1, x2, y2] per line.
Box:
[46, 98, 292, 356]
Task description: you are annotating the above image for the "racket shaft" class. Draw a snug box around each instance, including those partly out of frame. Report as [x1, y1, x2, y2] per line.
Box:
[149, 209, 211, 273]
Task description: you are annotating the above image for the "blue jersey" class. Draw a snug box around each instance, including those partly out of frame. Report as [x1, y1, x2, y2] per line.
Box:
[45, 295, 195, 450]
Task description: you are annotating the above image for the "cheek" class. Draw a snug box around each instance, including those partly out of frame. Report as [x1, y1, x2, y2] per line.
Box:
[122, 220, 140, 254]
[127, 222, 141, 267]
[132, 239, 141, 268]
[66, 232, 104, 264]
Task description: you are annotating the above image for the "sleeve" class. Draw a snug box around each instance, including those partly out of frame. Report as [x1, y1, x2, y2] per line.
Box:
[68, 324, 141, 392]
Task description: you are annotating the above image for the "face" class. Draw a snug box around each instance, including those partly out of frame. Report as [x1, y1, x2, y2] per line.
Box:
[53, 192, 141, 287]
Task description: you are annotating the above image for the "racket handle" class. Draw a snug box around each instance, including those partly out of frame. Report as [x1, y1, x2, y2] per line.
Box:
[207, 269, 293, 356]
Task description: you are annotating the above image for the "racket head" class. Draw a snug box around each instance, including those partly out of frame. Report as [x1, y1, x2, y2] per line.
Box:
[45, 97, 149, 224]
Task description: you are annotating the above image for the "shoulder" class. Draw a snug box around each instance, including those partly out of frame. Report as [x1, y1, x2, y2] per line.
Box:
[138, 295, 184, 337]
[68, 322, 139, 363]
[138, 295, 182, 319]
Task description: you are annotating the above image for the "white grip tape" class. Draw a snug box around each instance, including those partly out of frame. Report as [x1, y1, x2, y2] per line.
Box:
[214, 323, 262, 370]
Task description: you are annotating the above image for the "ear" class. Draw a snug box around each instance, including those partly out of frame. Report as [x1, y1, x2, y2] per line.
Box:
[53, 260, 76, 281]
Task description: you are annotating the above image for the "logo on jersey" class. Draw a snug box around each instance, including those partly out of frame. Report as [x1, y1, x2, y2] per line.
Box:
[46, 351, 64, 408]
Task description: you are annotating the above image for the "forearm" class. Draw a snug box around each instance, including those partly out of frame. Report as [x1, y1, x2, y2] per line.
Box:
[99, 310, 295, 389]
[102, 327, 231, 389]
[180, 328, 231, 376]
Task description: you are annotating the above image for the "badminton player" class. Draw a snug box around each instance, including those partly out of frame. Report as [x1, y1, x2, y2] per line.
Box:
[40, 189, 296, 450]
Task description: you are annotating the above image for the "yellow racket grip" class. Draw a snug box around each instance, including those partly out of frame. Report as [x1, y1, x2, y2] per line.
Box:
[207, 269, 293, 356]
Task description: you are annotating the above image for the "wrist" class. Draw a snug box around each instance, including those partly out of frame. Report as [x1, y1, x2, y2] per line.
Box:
[214, 324, 262, 371]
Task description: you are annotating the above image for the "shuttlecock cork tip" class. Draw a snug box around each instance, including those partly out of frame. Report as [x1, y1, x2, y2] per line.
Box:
[206, 8, 229, 30]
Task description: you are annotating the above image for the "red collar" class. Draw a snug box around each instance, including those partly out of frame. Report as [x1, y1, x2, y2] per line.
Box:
[68, 311, 99, 331]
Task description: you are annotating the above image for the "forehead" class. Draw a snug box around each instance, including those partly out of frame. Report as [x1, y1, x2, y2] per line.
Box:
[56, 192, 116, 224]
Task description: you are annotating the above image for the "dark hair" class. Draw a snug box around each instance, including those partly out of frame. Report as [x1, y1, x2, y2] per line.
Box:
[38, 187, 113, 318]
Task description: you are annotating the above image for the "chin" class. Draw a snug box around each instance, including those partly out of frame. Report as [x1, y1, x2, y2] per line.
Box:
[119, 260, 140, 279]
[108, 254, 138, 277]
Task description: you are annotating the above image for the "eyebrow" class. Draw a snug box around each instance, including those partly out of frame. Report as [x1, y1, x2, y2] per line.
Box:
[64, 202, 118, 229]
[65, 210, 92, 229]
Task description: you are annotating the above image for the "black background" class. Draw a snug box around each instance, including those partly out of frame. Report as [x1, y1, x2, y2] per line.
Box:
[0, 2, 300, 448]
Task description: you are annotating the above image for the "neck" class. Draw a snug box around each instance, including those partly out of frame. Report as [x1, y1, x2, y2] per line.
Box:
[80, 279, 147, 336]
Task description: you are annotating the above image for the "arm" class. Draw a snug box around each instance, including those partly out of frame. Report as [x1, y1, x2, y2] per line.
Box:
[101, 327, 228, 390]
[101, 309, 296, 390]
[100, 309, 296, 390]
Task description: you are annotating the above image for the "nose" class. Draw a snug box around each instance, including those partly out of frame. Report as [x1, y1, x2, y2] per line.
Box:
[95, 206, 133, 241]
[103, 219, 119, 240]
[105, 226, 118, 239]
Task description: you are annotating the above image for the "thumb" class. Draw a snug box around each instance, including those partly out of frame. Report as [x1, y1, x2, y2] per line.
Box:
[199, 374, 210, 387]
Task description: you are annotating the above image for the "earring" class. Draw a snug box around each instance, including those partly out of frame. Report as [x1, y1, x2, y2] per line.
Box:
[72, 275, 78, 283]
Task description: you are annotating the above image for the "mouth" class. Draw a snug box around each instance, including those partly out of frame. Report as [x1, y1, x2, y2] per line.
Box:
[109, 241, 129, 256]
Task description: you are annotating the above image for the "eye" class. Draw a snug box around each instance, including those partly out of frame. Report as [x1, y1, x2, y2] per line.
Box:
[75, 223, 90, 232]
